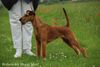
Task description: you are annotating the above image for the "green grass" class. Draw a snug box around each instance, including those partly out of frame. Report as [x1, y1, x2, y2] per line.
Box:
[0, 1, 100, 67]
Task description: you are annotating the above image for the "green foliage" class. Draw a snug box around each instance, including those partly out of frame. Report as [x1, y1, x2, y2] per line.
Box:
[0, 1, 100, 67]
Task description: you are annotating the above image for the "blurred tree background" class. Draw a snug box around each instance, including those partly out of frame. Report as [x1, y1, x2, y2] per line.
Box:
[0, 0, 99, 11]
[0, 0, 99, 7]
[0, 0, 1, 5]
[40, 0, 99, 3]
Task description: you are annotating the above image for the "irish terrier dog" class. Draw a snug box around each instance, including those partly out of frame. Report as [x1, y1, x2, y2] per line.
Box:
[20, 8, 87, 61]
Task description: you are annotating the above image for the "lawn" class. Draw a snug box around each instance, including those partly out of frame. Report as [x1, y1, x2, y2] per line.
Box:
[0, 1, 100, 67]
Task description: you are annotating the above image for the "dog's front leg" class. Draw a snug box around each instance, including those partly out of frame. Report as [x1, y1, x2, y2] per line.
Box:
[36, 40, 41, 58]
[41, 41, 46, 61]
[34, 31, 41, 58]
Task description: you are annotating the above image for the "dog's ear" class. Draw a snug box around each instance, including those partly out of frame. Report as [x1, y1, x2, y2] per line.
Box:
[26, 10, 35, 16]
[29, 11, 35, 16]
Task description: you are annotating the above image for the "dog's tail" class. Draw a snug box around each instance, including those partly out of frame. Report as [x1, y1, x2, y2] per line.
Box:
[63, 8, 70, 27]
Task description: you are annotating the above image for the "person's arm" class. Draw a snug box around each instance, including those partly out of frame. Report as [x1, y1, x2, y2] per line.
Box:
[32, 0, 40, 12]
[1, 0, 18, 10]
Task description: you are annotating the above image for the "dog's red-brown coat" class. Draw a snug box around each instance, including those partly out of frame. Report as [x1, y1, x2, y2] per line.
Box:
[20, 8, 88, 61]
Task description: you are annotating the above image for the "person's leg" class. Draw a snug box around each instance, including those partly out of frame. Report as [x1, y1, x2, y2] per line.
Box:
[21, 1, 35, 56]
[9, 1, 22, 58]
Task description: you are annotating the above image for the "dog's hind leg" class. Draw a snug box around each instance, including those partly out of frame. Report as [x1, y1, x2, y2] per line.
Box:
[73, 44, 88, 58]
[62, 37, 81, 56]
[62, 37, 88, 57]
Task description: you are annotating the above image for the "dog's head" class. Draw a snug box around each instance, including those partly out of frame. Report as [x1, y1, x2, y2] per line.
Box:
[19, 10, 35, 25]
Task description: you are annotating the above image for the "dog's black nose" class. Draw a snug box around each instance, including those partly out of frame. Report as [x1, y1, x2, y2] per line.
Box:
[19, 18, 22, 21]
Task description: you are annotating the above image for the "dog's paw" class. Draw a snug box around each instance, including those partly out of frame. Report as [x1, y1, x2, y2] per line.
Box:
[82, 48, 88, 58]
[43, 58, 46, 62]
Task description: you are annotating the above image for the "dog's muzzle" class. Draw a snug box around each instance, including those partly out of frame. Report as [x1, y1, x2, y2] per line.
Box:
[19, 18, 22, 21]
[19, 18, 25, 25]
